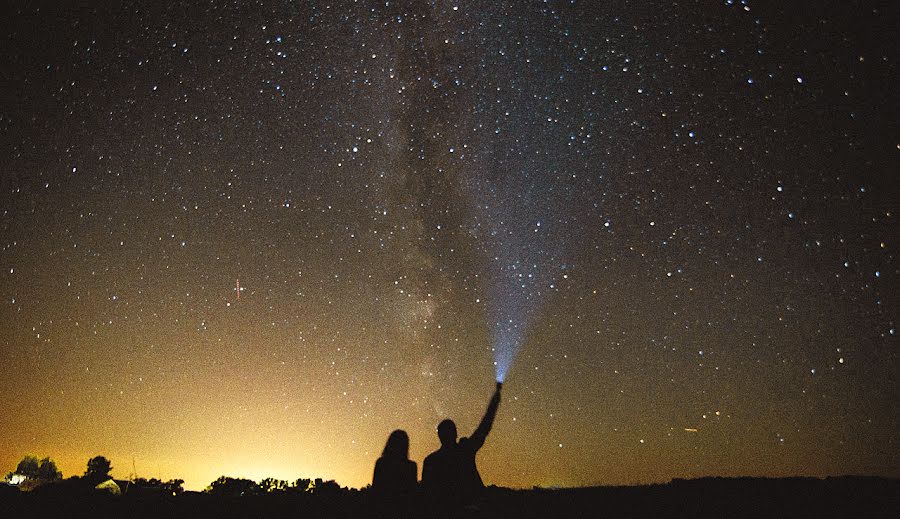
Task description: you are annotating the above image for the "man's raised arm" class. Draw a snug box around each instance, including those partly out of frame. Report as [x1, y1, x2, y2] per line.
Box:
[469, 383, 502, 452]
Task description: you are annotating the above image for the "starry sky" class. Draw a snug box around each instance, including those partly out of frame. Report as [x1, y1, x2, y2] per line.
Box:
[1, 1, 897, 491]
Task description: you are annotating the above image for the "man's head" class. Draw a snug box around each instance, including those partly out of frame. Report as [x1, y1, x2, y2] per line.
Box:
[437, 419, 457, 446]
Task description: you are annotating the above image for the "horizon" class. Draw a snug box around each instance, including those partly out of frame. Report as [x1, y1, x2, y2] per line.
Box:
[9, 451, 895, 492]
[1, 0, 896, 495]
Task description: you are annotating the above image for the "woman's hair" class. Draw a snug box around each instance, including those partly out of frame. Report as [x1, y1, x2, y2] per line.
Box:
[381, 429, 410, 459]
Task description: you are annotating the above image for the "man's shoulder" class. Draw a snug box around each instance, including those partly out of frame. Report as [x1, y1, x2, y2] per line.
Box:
[458, 437, 475, 450]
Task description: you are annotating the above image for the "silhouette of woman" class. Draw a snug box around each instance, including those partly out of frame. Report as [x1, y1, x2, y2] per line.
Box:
[372, 429, 417, 497]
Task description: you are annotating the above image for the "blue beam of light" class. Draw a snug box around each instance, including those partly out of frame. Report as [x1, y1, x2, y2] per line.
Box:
[463, 163, 572, 383]
[483, 239, 552, 383]
[455, 23, 591, 384]
[492, 318, 523, 383]
[488, 260, 563, 382]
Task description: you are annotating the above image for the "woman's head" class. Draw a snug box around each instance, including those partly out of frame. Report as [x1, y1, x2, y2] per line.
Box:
[382, 429, 410, 459]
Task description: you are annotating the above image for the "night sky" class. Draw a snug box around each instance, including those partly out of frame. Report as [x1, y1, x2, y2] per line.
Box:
[1, 1, 897, 491]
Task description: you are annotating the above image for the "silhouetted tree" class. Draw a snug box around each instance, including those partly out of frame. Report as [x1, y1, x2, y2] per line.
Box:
[260, 477, 289, 493]
[36, 458, 62, 482]
[166, 479, 185, 495]
[9, 455, 61, 483]
[133, 477, 185, 495]
[206, 476, 261, 498]
[85, 456, 112, 484]
[15, 455, 40, 478]
[312, 478, 343, 497]
[292, 478, 312, 493]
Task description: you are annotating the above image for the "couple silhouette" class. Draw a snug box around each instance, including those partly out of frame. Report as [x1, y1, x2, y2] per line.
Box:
[372, 382, 502, 510]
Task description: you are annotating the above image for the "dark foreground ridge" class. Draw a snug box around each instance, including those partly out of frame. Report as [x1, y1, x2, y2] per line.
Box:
[2, 476, 898, 518]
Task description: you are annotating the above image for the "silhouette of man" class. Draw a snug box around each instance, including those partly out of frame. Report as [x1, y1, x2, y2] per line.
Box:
[422, 382, 502, 507]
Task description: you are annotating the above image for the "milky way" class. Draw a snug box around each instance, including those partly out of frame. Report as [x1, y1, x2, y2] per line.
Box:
[1, 1, 896, 489]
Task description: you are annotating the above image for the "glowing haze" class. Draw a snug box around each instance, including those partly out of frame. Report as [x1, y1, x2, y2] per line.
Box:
[2, 1, 897, 491]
